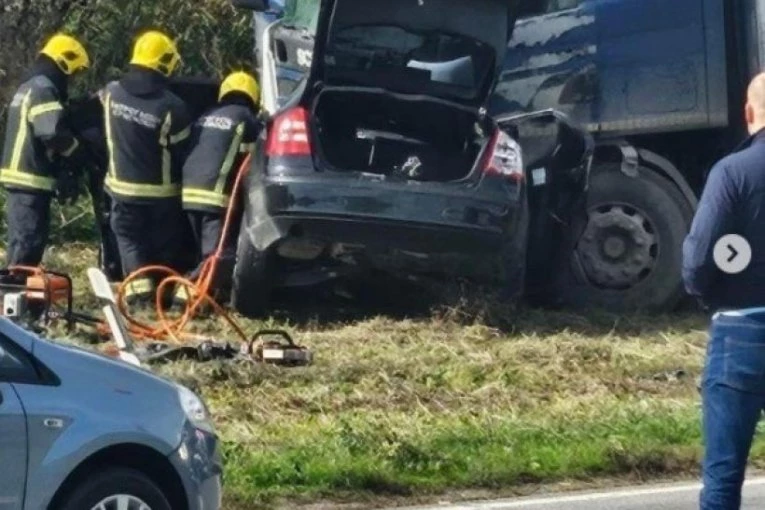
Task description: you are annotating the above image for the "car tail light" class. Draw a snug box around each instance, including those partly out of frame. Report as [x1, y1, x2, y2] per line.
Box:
[266, 107, 312, 156]
[482, 129, 524, 182]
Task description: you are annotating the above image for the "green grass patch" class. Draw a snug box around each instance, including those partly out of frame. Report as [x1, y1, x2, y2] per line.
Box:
[218, 401, 705, 506]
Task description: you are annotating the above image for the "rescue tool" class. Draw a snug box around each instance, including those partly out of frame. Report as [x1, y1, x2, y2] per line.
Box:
[88, 266, 312, 367]
[0, 264, 311, 368]
[0, 265, 100, 331]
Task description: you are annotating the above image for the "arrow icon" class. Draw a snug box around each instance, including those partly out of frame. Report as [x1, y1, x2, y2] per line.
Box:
[727, 244, 739, 263]
[714, 235, 752, 274]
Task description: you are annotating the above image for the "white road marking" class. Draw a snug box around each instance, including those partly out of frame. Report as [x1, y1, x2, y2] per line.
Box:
[400, 477, 765, 509]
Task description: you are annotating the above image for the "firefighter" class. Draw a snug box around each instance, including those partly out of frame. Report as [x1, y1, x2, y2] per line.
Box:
[0, 33, 90, 266]
[99, 30, 191, 304]
[174, 71, 262, 306]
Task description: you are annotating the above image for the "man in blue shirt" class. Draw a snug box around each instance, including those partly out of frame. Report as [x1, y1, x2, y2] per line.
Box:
[683, 77, 765, 312]
[683, 73, 765, 509]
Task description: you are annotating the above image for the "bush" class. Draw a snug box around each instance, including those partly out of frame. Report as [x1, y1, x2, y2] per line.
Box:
[0, 0, 72, 136]
[61, 0, 254, 91]
[1, 0, 254, 139]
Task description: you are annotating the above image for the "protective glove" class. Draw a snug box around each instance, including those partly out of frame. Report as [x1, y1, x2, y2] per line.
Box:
[55, 166, 82, 206]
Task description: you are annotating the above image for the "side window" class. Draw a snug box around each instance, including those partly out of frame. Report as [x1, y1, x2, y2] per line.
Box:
[517, 0, 581, 18]
[0, 335, 39, 384]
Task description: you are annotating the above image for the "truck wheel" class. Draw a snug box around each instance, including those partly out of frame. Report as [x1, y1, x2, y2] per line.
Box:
[231, 215, 274, 318]
[562, 164, 694, 311]
[58, 468, 171, 510]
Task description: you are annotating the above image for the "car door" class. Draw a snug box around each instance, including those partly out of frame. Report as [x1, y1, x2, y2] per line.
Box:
[0, 336, 30, 510]
[491, 0, 599, 129]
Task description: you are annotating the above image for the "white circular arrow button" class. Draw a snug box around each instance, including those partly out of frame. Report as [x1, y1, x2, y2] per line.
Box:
[713, 234, 752, 274]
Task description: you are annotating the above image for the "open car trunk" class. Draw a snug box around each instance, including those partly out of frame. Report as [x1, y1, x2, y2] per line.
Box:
[296, 0, 518, 181]
[312, 89, 491, 181]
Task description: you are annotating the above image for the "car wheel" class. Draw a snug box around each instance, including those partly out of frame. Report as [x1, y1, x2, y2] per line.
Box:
[231, 214, 274, 318]
[58, 468, 171, 510]
[499, 193, 529, 301]
[561, 164, 694, 311]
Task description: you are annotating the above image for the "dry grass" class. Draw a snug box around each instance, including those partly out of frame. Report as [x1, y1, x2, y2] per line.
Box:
[29, 242, 733, 509]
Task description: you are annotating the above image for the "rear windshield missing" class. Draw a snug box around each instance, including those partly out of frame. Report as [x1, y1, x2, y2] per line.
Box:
[281, 0, 319, 32]
[324, 25, 495, 101]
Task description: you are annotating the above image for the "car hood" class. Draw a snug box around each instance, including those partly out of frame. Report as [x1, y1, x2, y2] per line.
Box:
[29, 333, 177, 396]
[305, 0, 519, 108]
[0, 319, 189, 462]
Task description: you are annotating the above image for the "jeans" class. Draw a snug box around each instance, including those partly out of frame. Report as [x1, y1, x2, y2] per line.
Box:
[701, 307, 765, 509]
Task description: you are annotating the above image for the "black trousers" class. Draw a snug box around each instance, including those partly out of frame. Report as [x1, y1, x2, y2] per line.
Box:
[110, 199, 184, 300]
[183, 210, 237, 301]
[5, 191, 51, 266]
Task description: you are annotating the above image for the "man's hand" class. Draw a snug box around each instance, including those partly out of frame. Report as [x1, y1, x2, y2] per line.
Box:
[55, 167, 82, 206]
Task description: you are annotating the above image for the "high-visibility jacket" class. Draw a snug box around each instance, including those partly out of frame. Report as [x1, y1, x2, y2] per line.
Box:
[181, 103, 260, 212]
[0, 75, 80, 193]
[100, 79, 191, 203]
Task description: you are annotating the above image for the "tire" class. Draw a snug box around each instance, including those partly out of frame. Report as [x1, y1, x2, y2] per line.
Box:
[560, 164, 694, 312]
[231, 213, 274, 318]
[57, 467, 171, 510]
[499, 193, 529, 301]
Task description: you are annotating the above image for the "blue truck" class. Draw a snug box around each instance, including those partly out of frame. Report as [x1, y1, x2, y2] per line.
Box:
[231, 0, 765, 311]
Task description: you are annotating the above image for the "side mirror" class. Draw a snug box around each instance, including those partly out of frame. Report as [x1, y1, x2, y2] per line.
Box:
[231, 0, 269, 11]
[496, 109, 593, 174]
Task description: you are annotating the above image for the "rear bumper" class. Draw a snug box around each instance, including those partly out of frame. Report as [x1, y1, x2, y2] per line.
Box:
[238, 174, 525, 287]
[244, 175, 522, 254]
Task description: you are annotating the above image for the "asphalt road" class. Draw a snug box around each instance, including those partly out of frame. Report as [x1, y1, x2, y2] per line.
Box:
[391, 478, 765, 510]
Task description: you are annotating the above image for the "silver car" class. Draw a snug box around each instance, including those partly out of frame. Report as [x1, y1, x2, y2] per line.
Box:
[0, 318, 222, 510]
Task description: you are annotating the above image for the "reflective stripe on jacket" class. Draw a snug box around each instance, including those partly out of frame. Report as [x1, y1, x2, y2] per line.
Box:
[0, 75, 78, 193]
[181, 104, 260, 212]
[100, 80, 191, 203]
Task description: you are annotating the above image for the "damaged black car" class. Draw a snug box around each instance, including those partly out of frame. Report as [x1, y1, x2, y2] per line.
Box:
[229, 0, 594, 316]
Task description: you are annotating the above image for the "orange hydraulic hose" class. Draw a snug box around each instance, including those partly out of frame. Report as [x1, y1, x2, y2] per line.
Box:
[114, 153, 253, 345]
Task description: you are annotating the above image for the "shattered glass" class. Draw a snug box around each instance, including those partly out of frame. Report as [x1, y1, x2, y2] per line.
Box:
[281, 0, 319, 33]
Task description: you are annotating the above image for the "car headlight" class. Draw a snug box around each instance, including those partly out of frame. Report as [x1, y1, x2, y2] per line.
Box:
[177, 385, 215, 434]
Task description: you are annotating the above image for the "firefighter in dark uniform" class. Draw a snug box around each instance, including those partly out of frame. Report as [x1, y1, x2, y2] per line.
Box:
[99, 30, 191, 303]
[0, 33, 90, 266]
[174, 71, 261, 305]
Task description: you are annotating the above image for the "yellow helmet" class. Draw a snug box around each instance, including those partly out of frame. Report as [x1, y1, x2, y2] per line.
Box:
[130, 30, 181, 77]
[219, 71, 260, 106]
[40, 33, 90, 75]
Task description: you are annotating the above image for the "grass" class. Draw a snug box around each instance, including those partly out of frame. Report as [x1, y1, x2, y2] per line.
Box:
[15, 222, 750, 509]
[192, 318, 712, 509]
